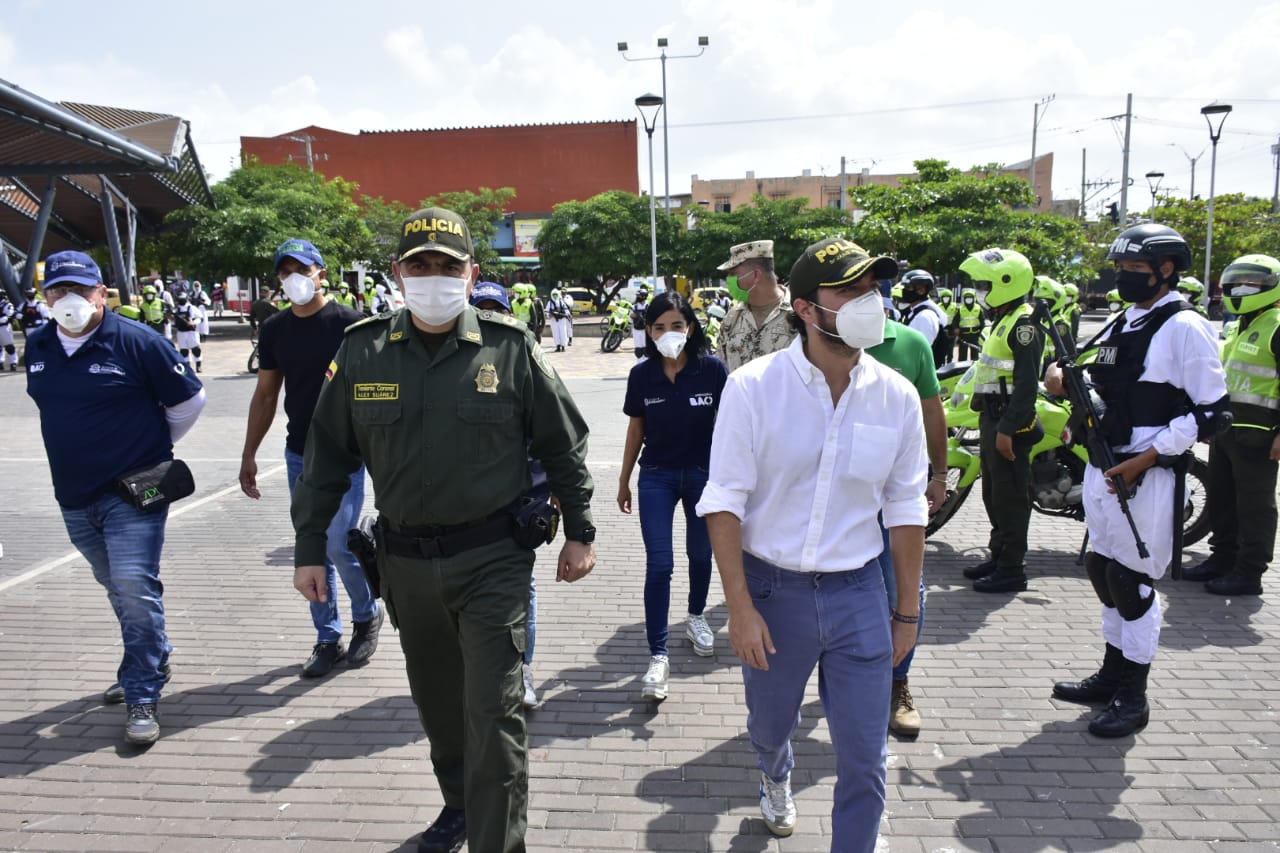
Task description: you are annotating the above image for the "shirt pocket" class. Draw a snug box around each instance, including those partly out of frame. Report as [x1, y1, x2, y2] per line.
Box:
[848, 423, 898, 483]
[352, 402, 402, 427]
[457, 400, 519, 465]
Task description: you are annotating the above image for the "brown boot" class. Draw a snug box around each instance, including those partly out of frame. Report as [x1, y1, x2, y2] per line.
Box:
[889, 677, 922, 737]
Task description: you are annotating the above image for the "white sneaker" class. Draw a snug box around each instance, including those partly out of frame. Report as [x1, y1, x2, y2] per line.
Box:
[521, 663, 538, 709]
[685, 613, 715, 657]
[640, 655, 669, 700]
[759, 771, 797, 837]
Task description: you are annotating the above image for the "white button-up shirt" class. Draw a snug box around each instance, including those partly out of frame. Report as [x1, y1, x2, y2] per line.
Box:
[696, 336, 928, 573]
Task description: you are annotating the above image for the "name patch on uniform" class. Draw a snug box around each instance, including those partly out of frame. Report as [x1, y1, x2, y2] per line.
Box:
[475, 363, 499, 394]
[1095, 346, 1118, 365]
[1238, 342, 1260, 356]
[353, 383, 399, 400]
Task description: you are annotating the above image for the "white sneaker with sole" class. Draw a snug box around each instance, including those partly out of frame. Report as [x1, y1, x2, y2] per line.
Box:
[759, 771, 797, 837]
[640, 655, 669, 700]
[685, 613, 715, 657]
[521, 663, 538, 709]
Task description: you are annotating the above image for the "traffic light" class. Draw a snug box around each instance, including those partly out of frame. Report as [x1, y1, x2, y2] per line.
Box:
[1107, 202, 1120, 224]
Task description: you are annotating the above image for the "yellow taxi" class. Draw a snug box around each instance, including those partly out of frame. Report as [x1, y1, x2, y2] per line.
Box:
[564, 288, 596, 314]
[691, 287, 729, 311]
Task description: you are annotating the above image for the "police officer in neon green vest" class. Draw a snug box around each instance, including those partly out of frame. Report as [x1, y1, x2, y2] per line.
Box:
[332, 282, 358, 309]
[955, 287, 985, 360]
[1175, 277, 1209, 318]
[1183, 254, 1280, 596]
[139, 284, 168, 333]
[1062, 282, 1083, 339]
[959, 248, 1044, 593]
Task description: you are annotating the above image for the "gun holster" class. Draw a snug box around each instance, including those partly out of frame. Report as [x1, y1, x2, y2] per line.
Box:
[346, 516, 382, 599]
[511, 497, 560, 550]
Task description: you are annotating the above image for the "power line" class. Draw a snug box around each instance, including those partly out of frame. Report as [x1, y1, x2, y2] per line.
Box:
[670, 95, 1034, 129]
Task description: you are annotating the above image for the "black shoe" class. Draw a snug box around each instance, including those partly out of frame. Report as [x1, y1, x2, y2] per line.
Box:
[195, 363, 202, 373]
[963, 560, 997, 580]
[1053, 644, 1123, 704]
[973, 571, 1027, 593]
[1182, 554, 1232, 582]
[1088, 659, 1150, 738]
[301, 642, 346, 678]
[124, 702, 160, 745]
[347, 605, 384, 667]
[1205, 571, 1264, 596]
[418, 806, 466, 853]
[105, 662, 171, 705]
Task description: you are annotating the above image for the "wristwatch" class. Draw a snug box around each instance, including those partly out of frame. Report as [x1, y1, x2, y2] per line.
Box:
[573, 525, 596, 544]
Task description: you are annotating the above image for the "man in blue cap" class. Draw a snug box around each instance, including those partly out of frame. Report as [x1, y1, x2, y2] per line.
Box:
[26, 250, 206, 746]
[240, 239, 381, 679]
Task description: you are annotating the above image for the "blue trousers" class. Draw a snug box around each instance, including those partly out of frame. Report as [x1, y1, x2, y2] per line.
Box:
[61, 493, 172, 704]
[638, 466, 712, 656]
[878, 521, 926, 680]
[742, 552, 891, 853]
[285, 449, 376, 643]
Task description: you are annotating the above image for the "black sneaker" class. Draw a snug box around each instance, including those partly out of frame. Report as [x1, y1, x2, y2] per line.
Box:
[418, 806, 466, 853]
[105, 662, 172, 705]
[347, 605, 384, 667]
[124, 703, 160, 745]
[301, 642, 346, 678]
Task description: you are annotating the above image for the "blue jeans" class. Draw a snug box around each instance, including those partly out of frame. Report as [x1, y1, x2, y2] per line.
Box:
[879, 520, 926, 681]
[638, 466, 713, 657]
[61, 493, 172, 704]
[285, 449, 376, 643]
[742, 553, 891, 853]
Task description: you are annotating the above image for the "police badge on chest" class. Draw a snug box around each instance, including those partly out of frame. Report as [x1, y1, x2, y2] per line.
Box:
[475, 363, 499, 394]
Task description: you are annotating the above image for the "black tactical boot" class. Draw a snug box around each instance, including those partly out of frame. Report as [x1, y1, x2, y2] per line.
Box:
[1053, 643, 1123, 704]
[1088, 659, 1150, 738]
[1181, 552, 1232, 582]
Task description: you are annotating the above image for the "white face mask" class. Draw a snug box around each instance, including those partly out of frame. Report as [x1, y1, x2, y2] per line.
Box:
[655, 331, 687, 360]
[403, 275, 468, 325]
[1109, 301, 1123, 312]
[50, 292, 98, 334]
[281, 272, 317, 305]
[813, 291, 886, 350]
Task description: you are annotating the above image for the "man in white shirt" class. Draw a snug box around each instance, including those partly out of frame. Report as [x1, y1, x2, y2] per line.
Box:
[897, 268, 949, 367]
[697, 237, 928, 851]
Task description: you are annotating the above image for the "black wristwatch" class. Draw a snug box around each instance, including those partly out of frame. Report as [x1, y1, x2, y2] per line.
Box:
[573, 525, 596, 544]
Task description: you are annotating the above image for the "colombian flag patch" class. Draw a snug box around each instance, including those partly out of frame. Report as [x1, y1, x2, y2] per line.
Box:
[325, 360, 338, 381]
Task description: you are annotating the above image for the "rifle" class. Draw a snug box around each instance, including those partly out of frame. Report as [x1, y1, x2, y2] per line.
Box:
[1034, 299, 1150, 560]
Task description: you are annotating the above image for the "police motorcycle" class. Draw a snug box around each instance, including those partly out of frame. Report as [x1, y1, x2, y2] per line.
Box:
[926, 317, 1211, 551]
[601, 298, 633, 352]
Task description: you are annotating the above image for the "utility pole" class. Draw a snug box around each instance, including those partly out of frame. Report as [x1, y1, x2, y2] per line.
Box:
[840, 155, 848, 216]
[1079, 148, 1087, 220]
[1029, 94, 1055, 209]
[1118, 94, 1133, 224]
[286, 134, 327, 172]
[1272, 135, 1280, 213]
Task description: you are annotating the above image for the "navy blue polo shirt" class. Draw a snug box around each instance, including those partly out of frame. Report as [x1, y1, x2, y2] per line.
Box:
[623, 354, 729, 469]
[26, 310, 204, 508]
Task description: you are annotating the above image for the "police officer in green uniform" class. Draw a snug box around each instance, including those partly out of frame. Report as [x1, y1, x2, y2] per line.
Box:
[1062, 282, 1083, 339]
[960, 249, 1044, 592]
[1033, 275, 1075, 371]
[955, 287, 985, 361]
[1183, 254, 1280, 596]
[938, 288, 957, 362]
[290, 207, 597, 853]
[332, 282, 358, 309]
[1176, 277, 1210, 318]
[139, 284, 168, 334]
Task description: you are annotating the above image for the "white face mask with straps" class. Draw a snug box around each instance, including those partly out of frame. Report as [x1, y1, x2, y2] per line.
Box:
[811, 291, 885, 349]
[402, 275, 468, 325]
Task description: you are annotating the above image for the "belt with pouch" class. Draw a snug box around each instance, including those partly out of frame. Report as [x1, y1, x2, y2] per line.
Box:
[379, 508, 514, 560]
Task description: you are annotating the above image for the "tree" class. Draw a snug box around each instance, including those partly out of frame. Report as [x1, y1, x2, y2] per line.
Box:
[165, 161, 378, 281]
[1152, 193, 1280, 283]
[418, 187, 517, 269]
[681, 195, 852, 280]
[359, 195, 413, 273]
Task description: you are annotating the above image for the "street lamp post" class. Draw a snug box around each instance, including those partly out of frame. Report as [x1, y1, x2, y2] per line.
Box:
[618, 36, 709, 217]
[1201, 103, 1233, 304]
[1144, 170, 1164, 222]
[635, 93, 664, 286]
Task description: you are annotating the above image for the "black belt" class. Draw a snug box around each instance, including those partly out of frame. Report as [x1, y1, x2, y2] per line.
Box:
[380, 511, 513, 560]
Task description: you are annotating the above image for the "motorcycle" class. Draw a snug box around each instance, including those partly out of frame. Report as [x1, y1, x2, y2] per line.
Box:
[601, 300, 633, 353]
[927, 361, 1211, 553]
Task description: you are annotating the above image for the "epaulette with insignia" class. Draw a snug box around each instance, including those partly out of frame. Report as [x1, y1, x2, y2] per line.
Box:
[477, 310, 526, 331]
[344, 312, 394, 335]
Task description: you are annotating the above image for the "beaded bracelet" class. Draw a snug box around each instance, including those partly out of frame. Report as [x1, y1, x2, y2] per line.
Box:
[891, 610, 920, 624]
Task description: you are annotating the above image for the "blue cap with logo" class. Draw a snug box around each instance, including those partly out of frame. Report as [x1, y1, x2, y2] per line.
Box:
[469, 281, 512, 312]
[42, 250, 102, 289]
[274, 238, 325, 271]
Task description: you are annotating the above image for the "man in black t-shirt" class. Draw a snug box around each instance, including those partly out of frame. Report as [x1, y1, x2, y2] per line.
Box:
[239, 239, 382, 679]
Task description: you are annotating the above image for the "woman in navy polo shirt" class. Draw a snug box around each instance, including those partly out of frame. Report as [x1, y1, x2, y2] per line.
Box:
[618, 292, 730, 701]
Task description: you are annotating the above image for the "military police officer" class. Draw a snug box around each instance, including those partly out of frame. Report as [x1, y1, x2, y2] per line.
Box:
[960, 249, 1045, 593]
[290, 207, 596, 853]
[954, 287, 985, 361]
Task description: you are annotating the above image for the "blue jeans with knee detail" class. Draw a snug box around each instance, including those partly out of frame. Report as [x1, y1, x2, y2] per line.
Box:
[742, 552, 891, 853]
[879, 518, 926, 681]
[61, 493, 172, 705]
[638, 465, 713, 657]
[285, 449, 376, 643]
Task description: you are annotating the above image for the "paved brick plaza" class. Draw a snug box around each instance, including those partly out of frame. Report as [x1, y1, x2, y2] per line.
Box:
[0, 318, 1275, 852]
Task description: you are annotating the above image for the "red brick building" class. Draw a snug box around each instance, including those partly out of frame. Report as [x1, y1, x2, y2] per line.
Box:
[240, 121, 639, 213]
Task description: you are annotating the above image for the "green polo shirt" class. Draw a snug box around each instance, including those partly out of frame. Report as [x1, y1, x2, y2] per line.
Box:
[291, 306, 594, 566]
[867, 319, 942, 400]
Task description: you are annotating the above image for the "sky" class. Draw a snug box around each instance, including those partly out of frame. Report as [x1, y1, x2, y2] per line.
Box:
[4, 0, 1279, 220]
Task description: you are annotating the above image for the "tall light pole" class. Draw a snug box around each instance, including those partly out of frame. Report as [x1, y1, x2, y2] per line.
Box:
[635, 93, 664, 285]
[619, 36, 709, 217]
[1201, 103, 1233, 299]
[1144, 170, 1164, 222]
[1169, 143, 1206, 199]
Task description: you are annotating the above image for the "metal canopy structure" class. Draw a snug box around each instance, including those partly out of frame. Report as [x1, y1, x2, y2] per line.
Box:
[0, 78, 214, 305]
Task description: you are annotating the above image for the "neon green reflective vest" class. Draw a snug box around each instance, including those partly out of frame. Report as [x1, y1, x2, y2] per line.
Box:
[971, 302, 1034, 398]
[1222, 307, 1280, 433]
[957, 303, 983, 331]
[512, 296, 533, 324]
[140, 298, 165, 323]
[333, 293, 357, 308]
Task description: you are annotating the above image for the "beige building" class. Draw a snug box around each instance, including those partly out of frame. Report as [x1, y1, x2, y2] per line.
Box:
[690, 153, 1055, 214]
